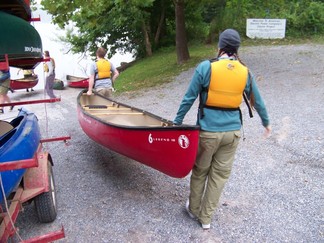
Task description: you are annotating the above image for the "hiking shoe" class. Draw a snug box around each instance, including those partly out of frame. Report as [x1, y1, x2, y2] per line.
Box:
[201, 223, 211, 230]
[185, 200, 197, 219]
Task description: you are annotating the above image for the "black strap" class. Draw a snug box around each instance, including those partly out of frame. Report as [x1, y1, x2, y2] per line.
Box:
[198, 87, 206, 119]
[243, 92, 253, 118]
[95, 77, 111, 81]
[204, 105, 239, 111]
[203, 105, 243, 125]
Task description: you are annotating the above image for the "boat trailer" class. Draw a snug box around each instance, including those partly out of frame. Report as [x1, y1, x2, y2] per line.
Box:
[0, 97, 70, 242]
[0, 138, 69, 242]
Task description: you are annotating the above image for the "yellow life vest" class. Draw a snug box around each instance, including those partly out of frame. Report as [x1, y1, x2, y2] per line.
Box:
[43, 58, 55, 73]
[43, 63, 48, 73]
[205, 59, 248, 109]
[96, 59, 111, 79]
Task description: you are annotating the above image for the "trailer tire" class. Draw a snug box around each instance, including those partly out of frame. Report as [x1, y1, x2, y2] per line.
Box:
[34, 160, 57, 223]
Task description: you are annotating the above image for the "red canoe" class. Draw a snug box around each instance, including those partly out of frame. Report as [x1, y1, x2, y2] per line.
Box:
[10, 76, 38, 90]
[66, 75, 89, 88]
[77, 90, 200, 178]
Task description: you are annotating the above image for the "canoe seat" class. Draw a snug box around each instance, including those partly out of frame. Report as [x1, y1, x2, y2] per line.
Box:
[0, 120, 14, 137]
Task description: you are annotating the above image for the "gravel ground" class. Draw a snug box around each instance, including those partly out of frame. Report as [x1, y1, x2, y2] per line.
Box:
[2, 44, 323, 242]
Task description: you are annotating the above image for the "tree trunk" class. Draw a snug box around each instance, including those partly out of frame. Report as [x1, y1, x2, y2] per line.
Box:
[174, 0, 190, 64]
[142, 22, 152, 57]
[154, 4, 165, 46]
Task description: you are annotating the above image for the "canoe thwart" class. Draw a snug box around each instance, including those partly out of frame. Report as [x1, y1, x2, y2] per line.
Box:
[84, 105, 108, 109]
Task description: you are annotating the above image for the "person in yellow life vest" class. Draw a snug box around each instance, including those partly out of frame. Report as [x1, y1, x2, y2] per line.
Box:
[17, 69, 37, 92]
[174, 29, 271, 230]
[87, 47, 119, 97]
[43, 50, 56, 98]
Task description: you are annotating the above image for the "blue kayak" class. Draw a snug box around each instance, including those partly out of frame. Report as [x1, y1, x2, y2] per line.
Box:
[0, 109, 41, 204]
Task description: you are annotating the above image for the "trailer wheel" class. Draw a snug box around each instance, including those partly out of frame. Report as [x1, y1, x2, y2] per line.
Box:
[34, 161, 57, 223]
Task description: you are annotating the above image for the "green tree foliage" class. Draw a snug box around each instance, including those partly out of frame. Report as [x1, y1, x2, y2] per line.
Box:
[41, 0, 156, 58]
[202, 0, 226, 43]
[40, 0, 207, 60]
[283, 1, 324, 36]
[38, 0, 322, 61]
[216, 0, 324, 37]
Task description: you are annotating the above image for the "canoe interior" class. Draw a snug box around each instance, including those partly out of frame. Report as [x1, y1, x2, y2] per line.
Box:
[0, 109, 41, 203]
[12, 76, 38, 82]
[0, 120, 13, 137]
[79, 93, 175, 128]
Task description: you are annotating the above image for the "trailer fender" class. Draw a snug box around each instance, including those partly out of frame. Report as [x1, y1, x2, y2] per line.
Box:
[21, 149, 52, 203]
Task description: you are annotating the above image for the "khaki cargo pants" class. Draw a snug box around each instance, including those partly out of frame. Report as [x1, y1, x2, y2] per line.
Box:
[96, 87, 113, 98]
[189, 130, 241, 225]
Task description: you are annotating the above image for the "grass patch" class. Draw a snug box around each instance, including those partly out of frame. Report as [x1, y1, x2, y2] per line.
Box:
[115, 36, 323, 94]
[115, 44, 214, 93]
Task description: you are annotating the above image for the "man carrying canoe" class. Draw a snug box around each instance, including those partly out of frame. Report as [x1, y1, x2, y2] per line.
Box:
[87, 47, 119, 97]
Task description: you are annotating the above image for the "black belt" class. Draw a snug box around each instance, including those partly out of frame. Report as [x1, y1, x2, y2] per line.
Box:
[203, 105, 243, 125]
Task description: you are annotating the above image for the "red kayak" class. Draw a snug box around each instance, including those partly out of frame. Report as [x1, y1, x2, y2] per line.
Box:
[10, 76, 38, 90]
[77, 90, 200, 178]
[66, 75, 89, 88]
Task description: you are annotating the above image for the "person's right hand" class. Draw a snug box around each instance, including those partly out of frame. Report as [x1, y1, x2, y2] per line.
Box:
[263, 125, 272, 139]
[86, 90, 93, 96]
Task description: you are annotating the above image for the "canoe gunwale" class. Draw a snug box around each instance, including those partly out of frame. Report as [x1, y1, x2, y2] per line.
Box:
[77, 90, 200, 131]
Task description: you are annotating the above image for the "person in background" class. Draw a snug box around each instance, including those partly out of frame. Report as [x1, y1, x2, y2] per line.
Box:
[173, 29, 271, 230]
[0, 69, 12, 113]
[87, 47, 119, 97]
[43, 50, 56, 98]
[18, 69, 37, 92]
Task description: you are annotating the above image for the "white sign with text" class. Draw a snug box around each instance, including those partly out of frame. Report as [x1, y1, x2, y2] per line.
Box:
[246, 19, 286, 39]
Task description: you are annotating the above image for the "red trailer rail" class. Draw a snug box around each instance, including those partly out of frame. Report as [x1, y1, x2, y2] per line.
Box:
[21, 227, 65, 243]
